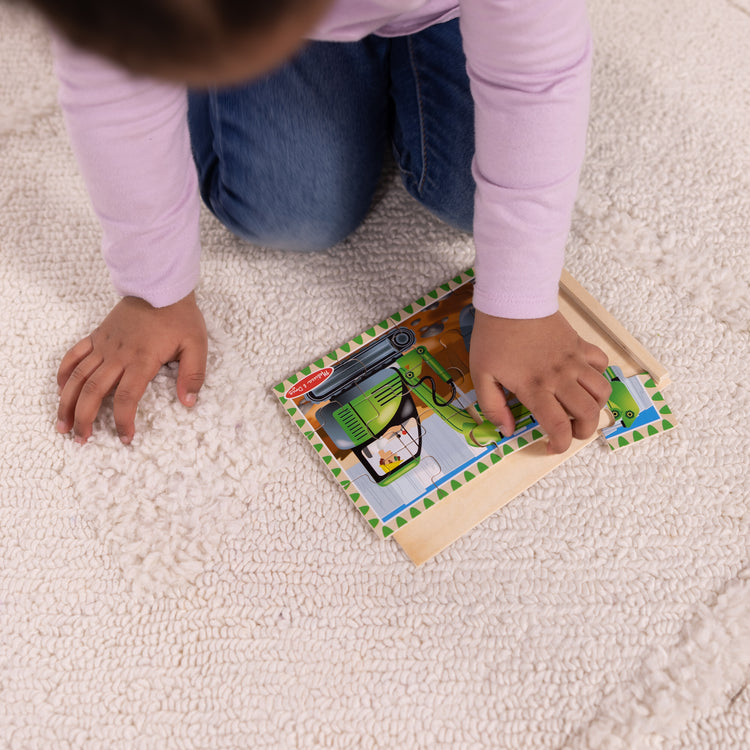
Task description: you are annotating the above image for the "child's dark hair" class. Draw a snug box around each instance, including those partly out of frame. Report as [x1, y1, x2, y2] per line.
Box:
[20, 0, 308, 71]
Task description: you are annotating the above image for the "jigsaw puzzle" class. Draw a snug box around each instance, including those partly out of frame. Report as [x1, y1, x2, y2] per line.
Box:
[273, 269, 676, 550]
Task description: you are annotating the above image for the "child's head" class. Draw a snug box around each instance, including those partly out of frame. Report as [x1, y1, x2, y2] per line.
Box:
[20, 0, 333, 84]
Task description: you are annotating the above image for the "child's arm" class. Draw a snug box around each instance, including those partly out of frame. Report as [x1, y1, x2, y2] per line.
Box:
[461, 0, 611, 451]
[52, 38, 205, 443]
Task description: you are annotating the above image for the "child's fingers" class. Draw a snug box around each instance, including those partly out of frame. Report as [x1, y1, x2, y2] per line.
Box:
[112, 366, 157, 445]
[57, 351, 104, 434]
[474, 375, 515, 438]
[555, 380, 602, 441]
[582, 340, 609, 373]
[57, 336, 94, 391]
[69, 361, 126, 444]
[578, 365, 612, 410]
[175, 337, 208, 408]
[526, 390, 574, 454]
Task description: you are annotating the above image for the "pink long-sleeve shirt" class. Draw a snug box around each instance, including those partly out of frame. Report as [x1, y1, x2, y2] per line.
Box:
[53, 0, 592, 319]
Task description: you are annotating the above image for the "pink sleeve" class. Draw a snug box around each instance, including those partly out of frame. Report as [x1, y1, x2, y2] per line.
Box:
[460, 0, 592, 318]
[52, 37, 201, 308]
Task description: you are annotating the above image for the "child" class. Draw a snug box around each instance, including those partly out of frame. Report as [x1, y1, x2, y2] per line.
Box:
[20, 0, 610, 451]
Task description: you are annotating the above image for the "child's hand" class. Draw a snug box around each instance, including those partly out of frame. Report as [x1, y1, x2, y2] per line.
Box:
[469, 310, 611, 453]
[56, 292, 207, 445]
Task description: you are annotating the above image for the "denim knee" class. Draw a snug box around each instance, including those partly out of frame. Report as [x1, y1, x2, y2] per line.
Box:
[389, 23, 476, 235]
[186, 39, 389, 252]
[398, 168, 474, 234]
[199, 171, 373, 252]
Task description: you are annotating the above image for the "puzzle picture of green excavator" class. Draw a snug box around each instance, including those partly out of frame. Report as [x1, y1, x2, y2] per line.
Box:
[274, 271, 676, 539]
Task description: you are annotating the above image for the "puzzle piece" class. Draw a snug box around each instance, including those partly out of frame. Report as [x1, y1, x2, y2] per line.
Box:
[417, 316, 449, 339]
[434, 329, 471, 387]
[346, 453, 444, 525]
[601, 369, 677, 450]
[313, 360, 429, 487]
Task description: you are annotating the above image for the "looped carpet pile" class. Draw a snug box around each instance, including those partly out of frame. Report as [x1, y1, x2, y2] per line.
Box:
[1, 0, 748, 747]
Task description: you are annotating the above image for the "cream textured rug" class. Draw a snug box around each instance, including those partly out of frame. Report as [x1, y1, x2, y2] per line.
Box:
[1, 1, 749, 747]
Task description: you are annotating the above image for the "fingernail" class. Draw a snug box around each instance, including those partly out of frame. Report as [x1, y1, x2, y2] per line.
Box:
[74, 435, 87, 446]
[499, 425, 513, 438]
[185, 393, 197, 407]
[119, 435, 132, 446]
[56, 420, 68, 433]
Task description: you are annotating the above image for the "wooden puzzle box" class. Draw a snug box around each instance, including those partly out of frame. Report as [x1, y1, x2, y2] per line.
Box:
[274, 270, 675, 565]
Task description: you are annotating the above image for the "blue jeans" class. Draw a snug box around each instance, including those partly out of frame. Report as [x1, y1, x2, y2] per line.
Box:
[187, 19, 475, 251]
